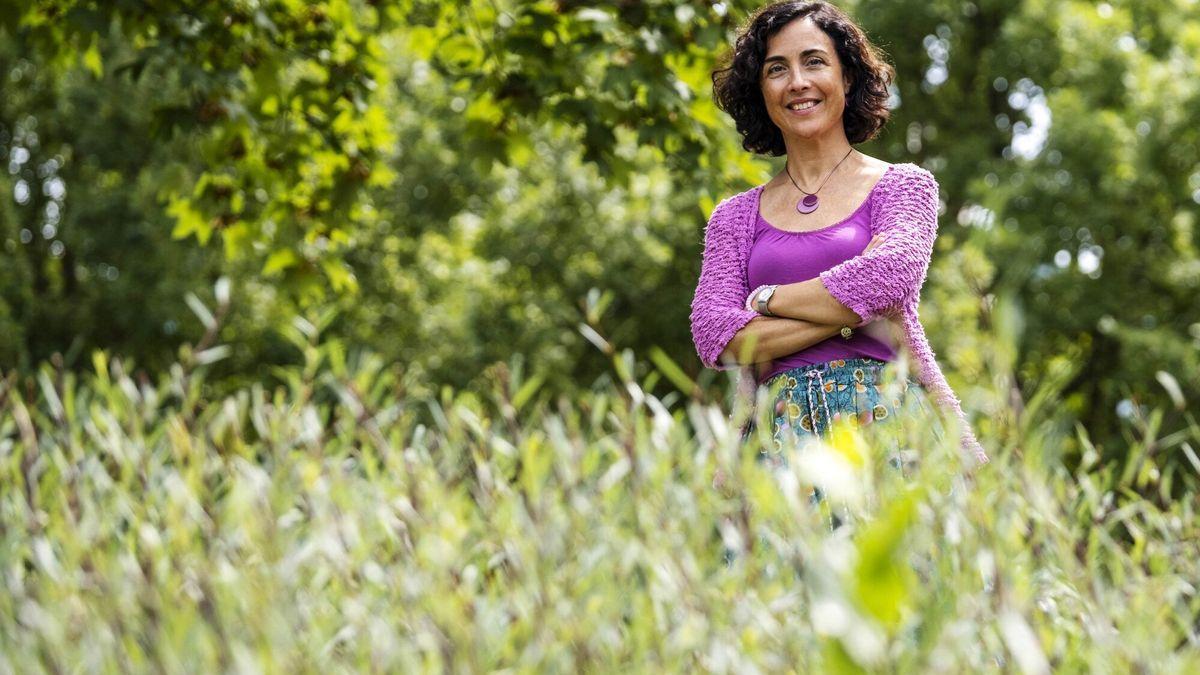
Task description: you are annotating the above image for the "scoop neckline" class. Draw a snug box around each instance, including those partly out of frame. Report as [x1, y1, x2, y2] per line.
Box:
[757, 163, 894, 236]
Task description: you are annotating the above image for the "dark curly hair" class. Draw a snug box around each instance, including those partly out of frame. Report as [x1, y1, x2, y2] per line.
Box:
[712, 1, 895, 155]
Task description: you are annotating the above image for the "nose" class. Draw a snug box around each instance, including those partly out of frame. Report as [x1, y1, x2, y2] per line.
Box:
[787, 67, 811, 93]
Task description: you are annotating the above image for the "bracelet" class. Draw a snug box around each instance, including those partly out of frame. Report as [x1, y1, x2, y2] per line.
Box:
[755, 284, 779, 316]
[746, 285, 770, 312]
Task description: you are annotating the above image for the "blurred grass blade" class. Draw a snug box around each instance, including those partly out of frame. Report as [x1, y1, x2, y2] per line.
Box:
[585, 287, 615, 326]
[512, 373, 545, 412]
[1154, 371, 1185, 411]
[195, 345, 232, 365]
[579, 323, 613, 355]
[185, 292, 216, 330]
[215, 276, 231, 306]
[649, 346, 697, 397]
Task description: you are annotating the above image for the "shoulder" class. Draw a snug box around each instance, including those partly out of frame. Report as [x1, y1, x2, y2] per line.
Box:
[887, 162, 938, 189]
[712, 184, 763, 218]
[892, 159, 936, 183]
[707, 183, 764, 230]
[874, 162, 939, 208]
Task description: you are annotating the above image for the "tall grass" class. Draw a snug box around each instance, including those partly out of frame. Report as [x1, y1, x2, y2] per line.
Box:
[0, 289, 1197, 672]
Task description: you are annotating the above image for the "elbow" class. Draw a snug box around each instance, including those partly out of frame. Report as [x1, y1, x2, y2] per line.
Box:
[697, 334, 738, 370]
[819, 268, 920, 325]
[690, 312, 751, 371]
[712, 319, 761, 370]
[718, 334, 742, 368]
[836, 304, 867, 327]
[819, 275, 879, 326]
[690, 314, 721, 369]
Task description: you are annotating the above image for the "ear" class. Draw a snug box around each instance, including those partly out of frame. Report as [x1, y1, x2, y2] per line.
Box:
[843, 75, 853, 95]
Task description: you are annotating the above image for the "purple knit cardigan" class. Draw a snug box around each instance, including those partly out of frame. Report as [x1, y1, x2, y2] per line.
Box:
[689, 162, 989, 466]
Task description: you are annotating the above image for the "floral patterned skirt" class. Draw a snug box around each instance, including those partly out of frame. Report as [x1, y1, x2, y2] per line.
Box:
[740, 357, 940, 532]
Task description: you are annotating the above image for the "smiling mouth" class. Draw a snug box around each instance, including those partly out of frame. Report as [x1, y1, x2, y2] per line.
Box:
[787, 101, 821, 112]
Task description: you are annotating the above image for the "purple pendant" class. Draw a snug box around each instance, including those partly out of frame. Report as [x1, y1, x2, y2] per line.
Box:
[796, 194, 819, 214]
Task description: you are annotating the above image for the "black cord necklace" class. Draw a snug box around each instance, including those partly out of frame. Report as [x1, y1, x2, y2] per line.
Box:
[785, 147, 856, 214]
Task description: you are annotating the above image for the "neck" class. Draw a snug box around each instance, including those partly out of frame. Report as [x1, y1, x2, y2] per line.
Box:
[781, 133, 856, 187]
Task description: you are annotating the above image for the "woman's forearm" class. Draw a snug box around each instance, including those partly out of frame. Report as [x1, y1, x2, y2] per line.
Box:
[758, 233, 891, 326]
[719, 315, 844, 366]
[764, 277, 864, 326]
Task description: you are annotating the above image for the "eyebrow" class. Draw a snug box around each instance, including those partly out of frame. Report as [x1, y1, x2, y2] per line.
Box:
[763, 49, 829, 65]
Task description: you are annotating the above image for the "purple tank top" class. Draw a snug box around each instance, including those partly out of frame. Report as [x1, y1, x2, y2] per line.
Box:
[747, 191, 896, 384]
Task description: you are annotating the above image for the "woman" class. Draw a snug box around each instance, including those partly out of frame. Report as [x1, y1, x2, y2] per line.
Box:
[690, 1, 989, 501]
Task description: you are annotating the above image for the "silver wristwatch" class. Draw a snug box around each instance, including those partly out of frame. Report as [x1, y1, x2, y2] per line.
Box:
[755, 284, 779, 316]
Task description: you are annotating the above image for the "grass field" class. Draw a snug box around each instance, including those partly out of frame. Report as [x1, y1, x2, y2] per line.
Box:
[1, 337, 1197, 673]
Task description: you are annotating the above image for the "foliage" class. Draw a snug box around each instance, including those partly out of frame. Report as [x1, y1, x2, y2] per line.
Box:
[0, 33, 224, 371]
[328, 44, 717, 398]
[2, 0, 400, 300]
[2, 0, 1199, 481]
[402, 0, 767, 187]
[1, 303, 1198, 671]
[892, 0, 1200, 451]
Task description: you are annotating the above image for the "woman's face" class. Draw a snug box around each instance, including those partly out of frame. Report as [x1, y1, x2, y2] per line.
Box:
[759, 18, 852, 141]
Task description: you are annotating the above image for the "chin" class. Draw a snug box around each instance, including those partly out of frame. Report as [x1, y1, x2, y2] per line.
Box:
[786, 125, 833, 139]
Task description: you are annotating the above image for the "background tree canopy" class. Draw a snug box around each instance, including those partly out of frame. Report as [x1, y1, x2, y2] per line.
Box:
[1, 0, 1198, 469]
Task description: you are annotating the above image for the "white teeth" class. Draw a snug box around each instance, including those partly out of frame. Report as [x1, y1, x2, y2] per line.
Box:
[788, 101, 819, 111]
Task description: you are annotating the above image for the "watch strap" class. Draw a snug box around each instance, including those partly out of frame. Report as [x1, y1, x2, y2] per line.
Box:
[756, 284, 778, 316]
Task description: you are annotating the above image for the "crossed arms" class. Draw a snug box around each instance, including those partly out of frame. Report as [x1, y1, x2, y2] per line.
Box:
[689, 168, 939, 371]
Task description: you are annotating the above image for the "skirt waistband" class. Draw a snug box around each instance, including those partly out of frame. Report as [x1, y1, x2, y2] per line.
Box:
[764, 357, 890, 387]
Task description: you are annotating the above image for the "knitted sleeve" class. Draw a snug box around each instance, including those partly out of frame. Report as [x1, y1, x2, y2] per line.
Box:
[689, 196, 759, 370]
[901, 307, 991, 467]
[818, 166, 939, 326]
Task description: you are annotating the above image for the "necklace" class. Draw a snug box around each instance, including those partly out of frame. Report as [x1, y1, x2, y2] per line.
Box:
[785, 147, 856, 214]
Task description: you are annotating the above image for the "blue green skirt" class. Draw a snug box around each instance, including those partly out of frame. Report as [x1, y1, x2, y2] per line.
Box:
[739, 356, 939, 531]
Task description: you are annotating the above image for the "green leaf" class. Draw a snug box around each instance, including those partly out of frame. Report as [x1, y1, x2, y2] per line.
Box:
[512, 373, 545, 412]
[263, 249, 299, 276]
[439, 34, 484, 69]
[167, 196, 211, 245]
[520, 434, 551, 504]
[648, 346, 696, 397]
[852, 492, 917, 632]
[91, 350, 109, 385]
[83, 38, 103, 77]
[321, 259, 358, 294]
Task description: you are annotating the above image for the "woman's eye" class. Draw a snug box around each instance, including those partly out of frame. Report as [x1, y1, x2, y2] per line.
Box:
[767, 59, 821, 74]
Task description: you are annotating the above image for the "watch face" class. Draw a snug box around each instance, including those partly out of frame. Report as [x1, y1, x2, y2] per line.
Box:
[758, 287, 774, 313]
